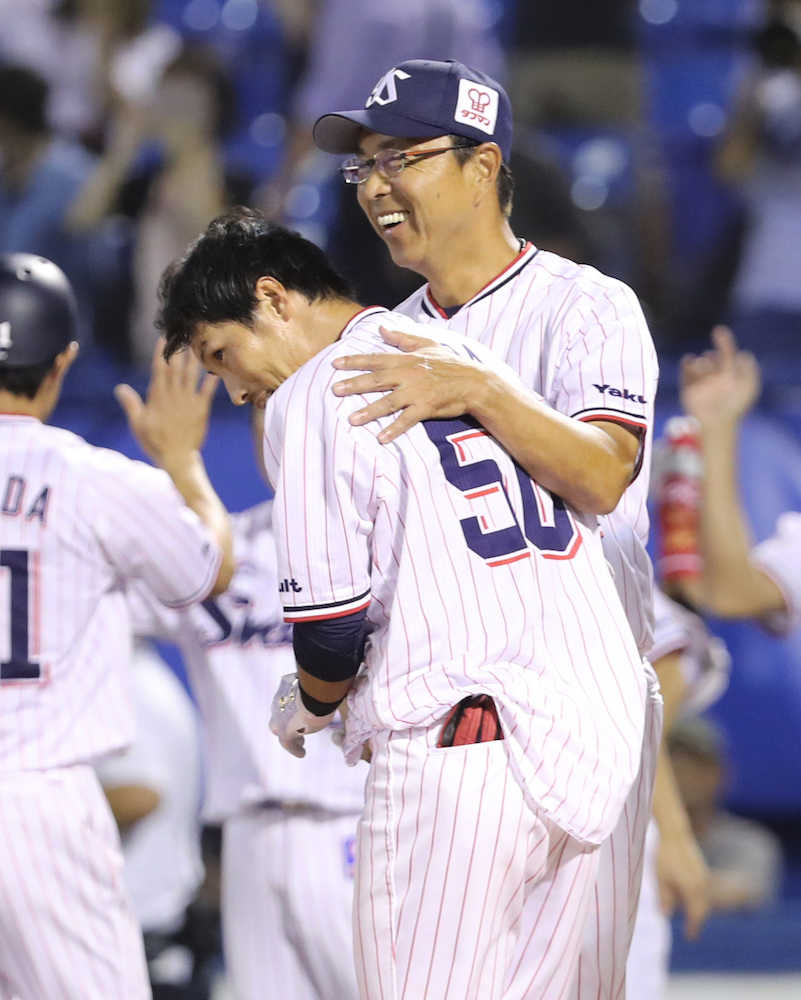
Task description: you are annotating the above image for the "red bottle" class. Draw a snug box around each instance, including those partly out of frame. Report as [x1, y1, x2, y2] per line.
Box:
[657, 416, 703, 583]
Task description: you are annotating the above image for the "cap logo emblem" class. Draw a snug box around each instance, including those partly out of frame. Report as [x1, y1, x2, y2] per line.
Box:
[365, 68, 411, 108]
[454, 78, 499, 136]
[0, 322, 11, 361]
[468, 88, 491, 114]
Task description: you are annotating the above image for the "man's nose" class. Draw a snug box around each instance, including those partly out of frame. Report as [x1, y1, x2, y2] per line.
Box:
[360, 164, 392, 202]
[223, 375, 249, 406]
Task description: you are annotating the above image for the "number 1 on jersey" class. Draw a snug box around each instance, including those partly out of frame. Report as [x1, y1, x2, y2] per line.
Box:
[1, 549, 40, 681]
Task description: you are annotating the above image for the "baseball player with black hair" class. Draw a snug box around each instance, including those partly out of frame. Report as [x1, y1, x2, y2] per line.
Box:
[157, 208, 646, 1000]
[312, 59, 660, 997]
[0, 253, 233, 1000]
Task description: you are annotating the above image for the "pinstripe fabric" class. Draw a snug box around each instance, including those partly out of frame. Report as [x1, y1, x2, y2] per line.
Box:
[396, 245, 658, 656]
[127, 506, 366, 1000]
[394, 249, 661, 995]
[263, 310, 646, 847]
[222, 808, 359, 1000]
[126, 505, 366, 822]
[0, 416, 220, 999]
[625, 593, 731, 999]
[0, 766, 150, 1000]
[626, 821, 669, 1000]
[571, 671, 662, 1000]
[0, 416, 221, 771]
[355, 724, 600, 1000]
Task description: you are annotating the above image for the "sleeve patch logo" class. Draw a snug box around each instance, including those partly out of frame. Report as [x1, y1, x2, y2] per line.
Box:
[454, 78, 498, 136]
[593, 383, 647, 405]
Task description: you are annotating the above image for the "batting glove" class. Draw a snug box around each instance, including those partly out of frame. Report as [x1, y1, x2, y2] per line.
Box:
[269, 673, 337, 758]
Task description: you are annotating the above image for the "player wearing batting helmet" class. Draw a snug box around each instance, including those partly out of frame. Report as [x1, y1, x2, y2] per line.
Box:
[0, 254, 233, 1000]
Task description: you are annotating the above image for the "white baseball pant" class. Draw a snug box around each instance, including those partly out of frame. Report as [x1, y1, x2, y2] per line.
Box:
[571, 665, 663, 999]
[0, 766, 151, 1000]
[222, 805, 360, 1000]
[626, 821, 670, 999]
[355, 722, 601, 1000]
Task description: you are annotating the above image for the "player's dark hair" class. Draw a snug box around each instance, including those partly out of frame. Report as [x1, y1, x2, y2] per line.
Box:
[0, 357, 58, 399]
[450, 136, 515, 217]
[158, 208, 354, 359]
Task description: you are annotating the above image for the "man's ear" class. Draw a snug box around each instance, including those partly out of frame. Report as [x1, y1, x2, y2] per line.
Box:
[469, 142, 502, 201]
[254, 276, 290, 320]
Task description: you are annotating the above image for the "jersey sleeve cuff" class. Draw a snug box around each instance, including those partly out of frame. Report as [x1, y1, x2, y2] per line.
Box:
[161, 542, 223, 610]
[750, 556, 800, 636]
[573, 408, 648, 481]
[648, 630, 689, 665]
[750, 514, 801, 635]
[283, 588, 371, 623]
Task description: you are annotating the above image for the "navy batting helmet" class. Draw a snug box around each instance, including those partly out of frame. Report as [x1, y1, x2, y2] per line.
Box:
[0, 254, 77, 366]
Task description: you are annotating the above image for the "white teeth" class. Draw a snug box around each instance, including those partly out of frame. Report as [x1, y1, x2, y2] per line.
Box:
[377, 211, 408, 228]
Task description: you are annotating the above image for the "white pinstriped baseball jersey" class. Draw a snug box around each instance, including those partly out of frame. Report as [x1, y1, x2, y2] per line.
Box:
[651, 587, 731, 715]
[751, 511, 801, 635]
[263, 307, 647, 845]
[0, 415, 221, 772]
[395, 243, 659, 655]
[126, 502, 366, 821]
[626, 588, 732, 1000]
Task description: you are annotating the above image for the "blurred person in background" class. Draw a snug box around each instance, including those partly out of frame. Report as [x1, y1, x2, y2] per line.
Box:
[0, 63, 98, 337]
[669, 715, 783, 911]
[663, 326, 801, 633]
[716, 0, 801, 356]
[266, 0, 504, 305]
[506, 134, 601, 269]
[506, 0, 671, 321]
[68, 45, 253, 366]
[0, 0, 180, 147]
[96, 641, 206, 999]
[122, 403, 364, 1000]
[626, 588, 732, 999]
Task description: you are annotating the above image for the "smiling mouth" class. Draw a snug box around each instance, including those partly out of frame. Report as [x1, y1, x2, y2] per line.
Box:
[376, 211, 409, 232]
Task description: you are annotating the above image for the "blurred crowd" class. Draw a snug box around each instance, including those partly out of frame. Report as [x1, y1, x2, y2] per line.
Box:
[1, 0, 800, 996]
[3, 0, 801, 373]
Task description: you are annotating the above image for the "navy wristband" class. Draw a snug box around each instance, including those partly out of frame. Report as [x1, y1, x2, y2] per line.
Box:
[299, 686, 343, 717]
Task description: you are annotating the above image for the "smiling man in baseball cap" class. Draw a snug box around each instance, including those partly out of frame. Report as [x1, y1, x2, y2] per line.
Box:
[315, 57, 664, 1000]
[314, 59, 518, 291]
[313, 58, 513, 160]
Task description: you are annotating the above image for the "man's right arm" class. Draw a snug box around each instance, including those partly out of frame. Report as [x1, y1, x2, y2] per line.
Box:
[675, 327, 788, 621]
[115, 340, 234, 596]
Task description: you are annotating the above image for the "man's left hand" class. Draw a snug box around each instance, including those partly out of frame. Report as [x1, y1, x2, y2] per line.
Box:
[332, 326, 484, 443]
[269, 673, 336, 758]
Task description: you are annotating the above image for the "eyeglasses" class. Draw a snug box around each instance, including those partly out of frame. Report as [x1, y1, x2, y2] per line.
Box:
[340, 142, 476, 185]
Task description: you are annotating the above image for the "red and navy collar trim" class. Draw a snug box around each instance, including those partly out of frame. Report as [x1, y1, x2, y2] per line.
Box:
[422, 241, 539, 320]
[338, 306, 389, 341]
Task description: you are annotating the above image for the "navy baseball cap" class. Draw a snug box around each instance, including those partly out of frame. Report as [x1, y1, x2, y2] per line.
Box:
[313, 59, 513, 161]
